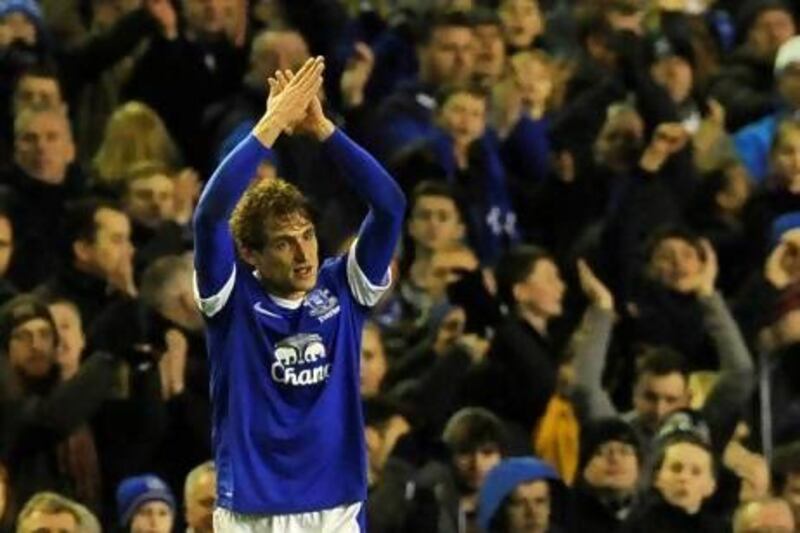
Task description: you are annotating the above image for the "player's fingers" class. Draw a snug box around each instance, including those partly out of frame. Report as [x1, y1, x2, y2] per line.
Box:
[288, 56, 322, 89]
[291, 56, 316, 81]
[295, 57, 324, 91]
[275, 70, 289, 90]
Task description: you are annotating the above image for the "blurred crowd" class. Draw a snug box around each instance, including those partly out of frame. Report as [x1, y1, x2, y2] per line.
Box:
[1, 0, 800, 531]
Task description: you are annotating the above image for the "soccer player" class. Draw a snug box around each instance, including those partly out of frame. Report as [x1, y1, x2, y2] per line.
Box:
[192, 56, 406, 532]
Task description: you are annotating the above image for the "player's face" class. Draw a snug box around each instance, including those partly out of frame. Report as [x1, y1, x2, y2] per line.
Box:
[252, 212, 318, 300]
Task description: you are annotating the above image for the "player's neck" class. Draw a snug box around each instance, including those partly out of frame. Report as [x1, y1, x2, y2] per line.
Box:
[269, 291, 305, 309]
[254, 271, 308, 305]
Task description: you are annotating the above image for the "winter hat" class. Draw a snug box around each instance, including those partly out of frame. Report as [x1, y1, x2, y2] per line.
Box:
[0, 294, 56, 350]
[769, 211, 800, 247]
[775, 36, 800, 75]
[578, 418, 642, 474]
[116, 474, 175, 526]
[478, 457, 559, 531]
[0, 0, 43, 24]
[656, 409, 712, 446]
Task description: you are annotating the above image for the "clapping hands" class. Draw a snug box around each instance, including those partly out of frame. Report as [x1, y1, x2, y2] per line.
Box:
[253, 56, 330, 146]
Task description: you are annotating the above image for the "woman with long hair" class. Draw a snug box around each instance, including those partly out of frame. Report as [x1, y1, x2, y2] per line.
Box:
[91, 101, 182, 193]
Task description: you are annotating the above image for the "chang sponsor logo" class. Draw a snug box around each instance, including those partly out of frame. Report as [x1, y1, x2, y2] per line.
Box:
[271, 333, 331, 387]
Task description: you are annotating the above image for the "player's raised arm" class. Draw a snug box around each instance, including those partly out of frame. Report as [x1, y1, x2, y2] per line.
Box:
[192, 57, 324, 306]
[328, 129, 407, 286]
[296, 91, 406, 304]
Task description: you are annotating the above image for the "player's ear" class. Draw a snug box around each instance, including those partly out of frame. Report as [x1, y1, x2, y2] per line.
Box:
[239, 247, 260, 267]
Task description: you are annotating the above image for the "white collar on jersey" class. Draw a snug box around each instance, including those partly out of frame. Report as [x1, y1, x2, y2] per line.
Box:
[252, 269, 304, 310]
[269, 293, 303, 310]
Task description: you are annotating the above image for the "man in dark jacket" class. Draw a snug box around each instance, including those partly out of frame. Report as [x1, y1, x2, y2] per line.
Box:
[36, 197, 135, 331]
[465, 245, 564, 435]
[622, 432, 727, 533]
[0, 295, 117, 511]
[572, 418, 642, 533]
[363, 397, 441, 533]
[2, 107, 85, 291]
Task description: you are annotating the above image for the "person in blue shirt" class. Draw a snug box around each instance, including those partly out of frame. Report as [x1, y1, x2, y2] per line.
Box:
[192, 56, 406, 531]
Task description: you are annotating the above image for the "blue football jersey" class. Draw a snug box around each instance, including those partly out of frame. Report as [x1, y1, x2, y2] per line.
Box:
[194, 242, 389, 515]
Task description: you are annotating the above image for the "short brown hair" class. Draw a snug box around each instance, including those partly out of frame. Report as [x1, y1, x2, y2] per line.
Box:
[229, 178, 313, 251]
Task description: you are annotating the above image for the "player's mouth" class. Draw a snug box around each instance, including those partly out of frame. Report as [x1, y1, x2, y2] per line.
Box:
[294, 265, 313, 278]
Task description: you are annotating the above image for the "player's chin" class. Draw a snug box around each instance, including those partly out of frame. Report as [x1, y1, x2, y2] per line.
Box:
[292, 271, 318, 289]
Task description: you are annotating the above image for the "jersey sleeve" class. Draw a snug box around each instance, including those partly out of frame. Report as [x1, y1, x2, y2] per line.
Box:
[193, 134, 273, 315]
[193, 266, 237, 318]
[322, 129, 406, 286]
[345, 239, 392, 307]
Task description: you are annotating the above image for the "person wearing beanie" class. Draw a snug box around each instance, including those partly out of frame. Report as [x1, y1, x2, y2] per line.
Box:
[0, 294, 119, 515]
[116, 474, 175, 533]
[477, 457, 563, 533]
[572, 418, 642, 533]
[0, 0, 45, 48]
[710, 0, 797, 131]
[647, 33, 701, 135]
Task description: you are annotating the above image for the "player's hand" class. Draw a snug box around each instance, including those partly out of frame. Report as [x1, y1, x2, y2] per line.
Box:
[274, 68, 335, 141]
[254, 57, 324, 146]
